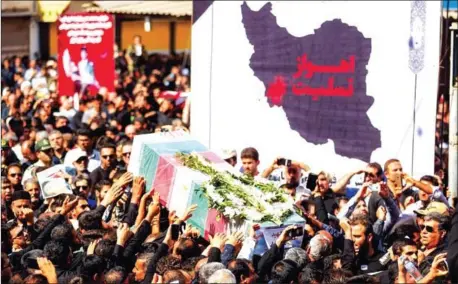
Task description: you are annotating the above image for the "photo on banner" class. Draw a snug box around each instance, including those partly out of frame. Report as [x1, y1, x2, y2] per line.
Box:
[57, 12, 115, 96]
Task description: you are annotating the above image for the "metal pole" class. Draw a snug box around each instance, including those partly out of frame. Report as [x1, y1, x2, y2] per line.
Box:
[448, 26, 457, 204]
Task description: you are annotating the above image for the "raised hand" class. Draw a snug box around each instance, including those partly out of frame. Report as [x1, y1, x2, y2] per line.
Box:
[378, 182, 390, 199]
[87, 239, 100, 255]
[168, 210, 177, 225]
[429, 253, 448, 278]
[376, 206, 387, 221]
[209, 233, 228, 251]
[249, 224, 261, 240]
[179, 204, 198, 223]
[114, 172, 133, 188]
[146, 193, 161, 221]
[37, 257, 58, 284]
[101, 184, 125, 207]
[116, 223, 132, 247]
[276, 225, 297, 247]
[339, 218, 352, 239]
[226, 231, 245, 248]
[183, 224, 201, 239]
[131, 176, 146, 203]
[59, 196, 79, 216]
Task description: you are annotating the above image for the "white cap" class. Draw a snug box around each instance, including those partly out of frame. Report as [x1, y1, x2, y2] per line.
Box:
[65, 148, 88, 166]
[220, 149, 237, 160]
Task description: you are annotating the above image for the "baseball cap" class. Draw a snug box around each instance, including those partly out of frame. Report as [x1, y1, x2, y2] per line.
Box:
[67, 148, 88, 165]
[414, 201, 449, 216]
[1, 139, 9, 149]
[220, 149, 237, 160]
[35, 139, 52, 152]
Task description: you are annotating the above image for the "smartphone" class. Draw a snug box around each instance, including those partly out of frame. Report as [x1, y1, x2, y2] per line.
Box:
[288, 226, 303, 238]
[437, 259, 449, 272]
[27, 258, 40, 270]
[393, 173, 403, 191]
[277, 158, 292, 167]
[306, 173, 319, 191]
[369, 183, 380, 192]
[171, 224, 180, 240]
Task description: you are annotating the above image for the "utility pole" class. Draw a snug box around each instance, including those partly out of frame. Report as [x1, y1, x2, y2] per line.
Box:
[448, 22, 457, 204]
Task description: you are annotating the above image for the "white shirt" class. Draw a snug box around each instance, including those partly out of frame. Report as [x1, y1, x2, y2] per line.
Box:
[77, 60, 95, 84]
[134, 45, 142, 56]
[12, 144, 24, 164]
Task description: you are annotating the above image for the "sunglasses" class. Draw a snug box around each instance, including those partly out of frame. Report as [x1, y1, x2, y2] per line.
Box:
[9, 173, 22, 177]
[364, 172, 376, 178]
[419, 225, 437, 233]
[76, 185, 88, 190]
[102, 154, 115, 160]
[122, 152, 131, 157]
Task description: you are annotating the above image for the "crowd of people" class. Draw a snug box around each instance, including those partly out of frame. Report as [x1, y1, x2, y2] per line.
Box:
[1, 37, 457, 283]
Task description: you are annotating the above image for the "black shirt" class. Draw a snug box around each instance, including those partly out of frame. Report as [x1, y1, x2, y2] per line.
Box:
[89, 166, 111, 187]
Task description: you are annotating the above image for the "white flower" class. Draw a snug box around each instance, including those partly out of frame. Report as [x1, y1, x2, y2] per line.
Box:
[233, 208, 242, 215]
[263, 202, 274, 213]
[244, 208, 264, 221]
[272, 202, 292, 212]
[264, 192, 275, 200]
[206, 184, 216, 195]
[227, 193, 245, 207]
[210, 192, 225, 204]
[224, 207, 236, 218]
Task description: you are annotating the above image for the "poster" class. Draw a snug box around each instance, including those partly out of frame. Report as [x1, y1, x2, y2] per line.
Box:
[36, 165, 74, 199]
[260, 224, 305, 250]
[57, 12, 115, 96]
[191, 1, 442, 183]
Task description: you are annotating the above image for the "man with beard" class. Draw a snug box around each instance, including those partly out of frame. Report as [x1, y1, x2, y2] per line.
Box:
[340, 214, 387, 274]
[263, 157, 311, 202]
[1, 177, 15, 220]
[23, 179, 42, 211]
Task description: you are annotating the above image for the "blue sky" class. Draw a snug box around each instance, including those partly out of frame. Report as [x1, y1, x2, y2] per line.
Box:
[443, 0, 458, 10]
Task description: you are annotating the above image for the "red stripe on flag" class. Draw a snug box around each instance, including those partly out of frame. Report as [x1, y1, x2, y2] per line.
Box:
[204, 208, 227, 239]
[153, 155, 176, 206]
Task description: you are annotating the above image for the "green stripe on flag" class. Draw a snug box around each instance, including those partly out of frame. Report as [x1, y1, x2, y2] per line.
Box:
[187, 182, 209, 236]
[139, 146, 160, 192]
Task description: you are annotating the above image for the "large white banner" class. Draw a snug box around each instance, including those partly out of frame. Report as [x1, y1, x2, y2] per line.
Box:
[191, 1, 441, 182]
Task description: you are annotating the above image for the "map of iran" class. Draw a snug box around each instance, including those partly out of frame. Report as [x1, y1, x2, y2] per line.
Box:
[241, 2, 381, 162]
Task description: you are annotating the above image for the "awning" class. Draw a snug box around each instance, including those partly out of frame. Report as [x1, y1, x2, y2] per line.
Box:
[443, 10, 457, 19]
[38, 0, 70, 22]
[85, 1, 191, 17]
[1, 1, 35, 16]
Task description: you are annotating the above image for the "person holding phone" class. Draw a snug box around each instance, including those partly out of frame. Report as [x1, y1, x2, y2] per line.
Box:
[262, 157, 311, 202]
[383, 159, 433, 211]
[417, 212, 450, 281]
